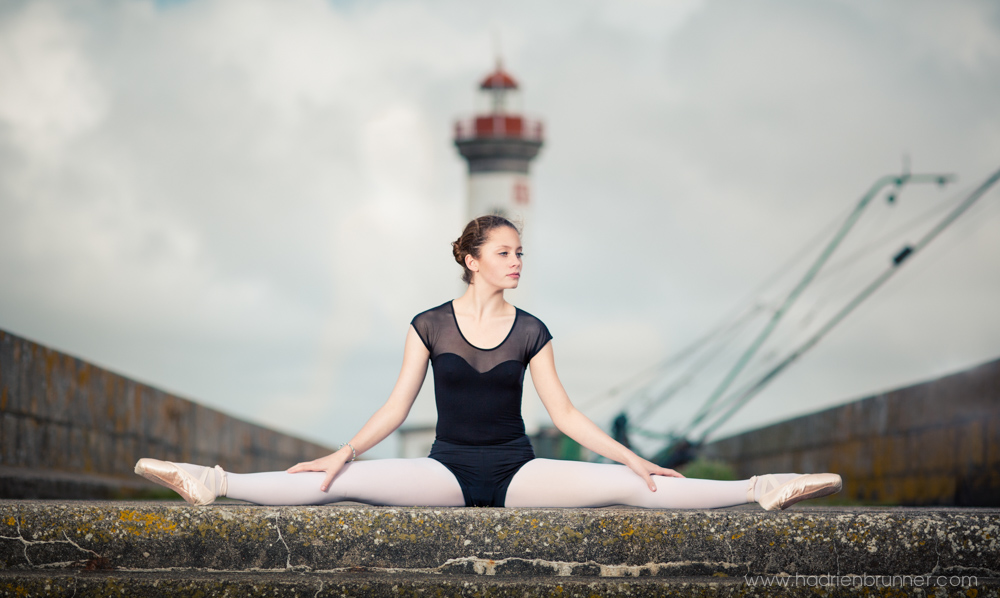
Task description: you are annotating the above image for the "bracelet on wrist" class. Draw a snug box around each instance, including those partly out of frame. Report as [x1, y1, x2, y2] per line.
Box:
[339, 442, 356, 463]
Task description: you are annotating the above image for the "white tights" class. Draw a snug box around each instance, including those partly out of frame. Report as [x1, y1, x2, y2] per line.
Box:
[224, 459, 465, 506]
[183, 459, 798, 508]
[505, 459, 755, 508]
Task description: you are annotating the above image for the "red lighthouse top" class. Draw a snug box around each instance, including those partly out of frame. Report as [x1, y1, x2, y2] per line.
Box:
[454, 59, 543, 143]
[479, 65, 518, 90]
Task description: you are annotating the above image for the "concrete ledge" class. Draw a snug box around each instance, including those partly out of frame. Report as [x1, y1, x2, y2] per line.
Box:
[0, 570, 996, 598]
[2, 501, 998, 579]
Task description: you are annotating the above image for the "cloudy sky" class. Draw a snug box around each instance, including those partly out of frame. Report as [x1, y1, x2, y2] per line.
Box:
[1, 0, 998, 460]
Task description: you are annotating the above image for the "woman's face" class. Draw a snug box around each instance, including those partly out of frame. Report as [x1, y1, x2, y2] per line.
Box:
[468, 226, 522, 288]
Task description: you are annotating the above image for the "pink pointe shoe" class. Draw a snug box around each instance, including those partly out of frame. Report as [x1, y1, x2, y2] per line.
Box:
[750, 473, 843, 511]
[134, 458, 227, 506]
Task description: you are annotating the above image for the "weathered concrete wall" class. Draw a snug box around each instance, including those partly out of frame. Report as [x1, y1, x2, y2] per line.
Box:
[1, 501, 997, 596]
[0, 329, 334, 498]
[4, 502, 1000, 577]
[701, 357, 1000, 506]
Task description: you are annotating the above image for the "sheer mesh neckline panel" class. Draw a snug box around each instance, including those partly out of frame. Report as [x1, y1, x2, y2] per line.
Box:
[429, 302, 530, 374]
[450, 300, 519, 351]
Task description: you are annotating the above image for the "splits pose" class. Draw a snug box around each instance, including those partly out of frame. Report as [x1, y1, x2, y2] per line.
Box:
[136, 215, 842, 510]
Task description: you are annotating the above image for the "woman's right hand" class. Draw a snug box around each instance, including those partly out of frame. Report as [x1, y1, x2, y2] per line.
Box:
[287, 449, 352, 492]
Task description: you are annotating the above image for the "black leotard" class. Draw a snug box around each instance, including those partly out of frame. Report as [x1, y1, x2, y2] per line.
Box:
[410, 300, 553, 506]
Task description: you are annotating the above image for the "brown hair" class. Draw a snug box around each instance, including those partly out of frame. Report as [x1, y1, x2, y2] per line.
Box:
[452, 215, 521, 284]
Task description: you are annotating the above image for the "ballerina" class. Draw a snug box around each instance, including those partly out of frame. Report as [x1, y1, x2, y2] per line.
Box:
[136, 214, 841, 510]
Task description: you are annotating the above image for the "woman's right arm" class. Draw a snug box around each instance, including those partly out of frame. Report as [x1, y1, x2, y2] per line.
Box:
[286, 325, 430, 491]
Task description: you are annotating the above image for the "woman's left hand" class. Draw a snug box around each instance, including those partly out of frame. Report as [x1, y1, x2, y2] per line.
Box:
[287, 449, 352, 492]
[625, 455, 685, 492]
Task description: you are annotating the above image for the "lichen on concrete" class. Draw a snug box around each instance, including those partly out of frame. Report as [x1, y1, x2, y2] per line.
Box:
[2, 501, 999, 581]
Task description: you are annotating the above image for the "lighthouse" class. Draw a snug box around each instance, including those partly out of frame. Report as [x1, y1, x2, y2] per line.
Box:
[454, 60, 544, 224]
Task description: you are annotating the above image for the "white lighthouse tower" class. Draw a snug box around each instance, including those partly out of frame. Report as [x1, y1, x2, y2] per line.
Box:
[454, 60, 544, 224]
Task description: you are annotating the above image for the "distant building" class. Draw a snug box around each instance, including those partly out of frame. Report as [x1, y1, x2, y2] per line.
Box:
[395, 423, 436, 461]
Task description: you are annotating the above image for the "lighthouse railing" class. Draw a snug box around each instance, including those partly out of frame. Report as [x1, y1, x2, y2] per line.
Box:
[454, 116, 544, 142]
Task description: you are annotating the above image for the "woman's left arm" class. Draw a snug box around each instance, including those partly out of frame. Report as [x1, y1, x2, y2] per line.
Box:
[529, 341, 684, 491]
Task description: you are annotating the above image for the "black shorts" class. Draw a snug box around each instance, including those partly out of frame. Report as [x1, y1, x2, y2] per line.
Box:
[428, 435, 535, 507]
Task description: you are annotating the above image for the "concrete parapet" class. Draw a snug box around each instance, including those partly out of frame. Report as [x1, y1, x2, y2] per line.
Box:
[1, 502, 997, 597]
[702, 356, 1000, 506]
[0, 329, 334, 499]
[1, 501, 998, 577]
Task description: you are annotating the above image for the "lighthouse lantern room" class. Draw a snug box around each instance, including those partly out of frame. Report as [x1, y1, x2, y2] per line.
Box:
[454, 60, 544, 225]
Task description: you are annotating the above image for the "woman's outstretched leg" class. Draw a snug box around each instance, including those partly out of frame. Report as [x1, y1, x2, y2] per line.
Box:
[228, 458, 464, 506]
[136, 458, 464, 507]
[504, 459, 834, 509]
[505, 459, 747, 508]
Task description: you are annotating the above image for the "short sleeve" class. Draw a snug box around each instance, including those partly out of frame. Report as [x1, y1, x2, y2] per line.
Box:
[525, 317, 553, 361]
[410, 314, 432, 351]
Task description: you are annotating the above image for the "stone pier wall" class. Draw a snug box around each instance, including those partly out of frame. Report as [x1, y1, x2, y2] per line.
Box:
[701, 356, 1000, 506]
[0, 329, 334, 499]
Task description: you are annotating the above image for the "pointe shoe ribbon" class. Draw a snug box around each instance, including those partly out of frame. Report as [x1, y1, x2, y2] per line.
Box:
[134, 458, 224, 506]
[747, 474, 782, 503]
[758, 473, 843, 511]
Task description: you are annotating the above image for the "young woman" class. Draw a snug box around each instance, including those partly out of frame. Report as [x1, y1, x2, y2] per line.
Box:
[135, 215, 842, 510]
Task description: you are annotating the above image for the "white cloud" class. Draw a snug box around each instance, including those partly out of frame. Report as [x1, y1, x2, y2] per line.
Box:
[0, 2, 108, 157]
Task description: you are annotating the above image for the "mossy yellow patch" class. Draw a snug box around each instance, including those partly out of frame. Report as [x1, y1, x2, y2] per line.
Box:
[119, 510, 178, 534]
